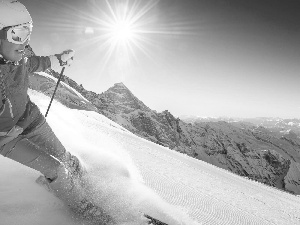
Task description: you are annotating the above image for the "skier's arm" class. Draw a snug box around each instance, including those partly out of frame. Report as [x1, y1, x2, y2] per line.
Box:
[26, 49, 75, 74]
[26, 56, 51, 73]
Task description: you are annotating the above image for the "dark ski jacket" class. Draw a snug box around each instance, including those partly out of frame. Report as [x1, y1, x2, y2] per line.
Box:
[0, 56, 51, 133]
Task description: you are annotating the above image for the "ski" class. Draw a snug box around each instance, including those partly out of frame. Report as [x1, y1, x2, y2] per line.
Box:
[145, 214, 168, 225]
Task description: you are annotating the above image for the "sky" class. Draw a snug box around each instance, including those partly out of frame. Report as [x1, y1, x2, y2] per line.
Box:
[21, 0, 300, 119]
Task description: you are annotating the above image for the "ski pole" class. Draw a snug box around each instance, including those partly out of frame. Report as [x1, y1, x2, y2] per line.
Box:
[45, 67, 65, 117]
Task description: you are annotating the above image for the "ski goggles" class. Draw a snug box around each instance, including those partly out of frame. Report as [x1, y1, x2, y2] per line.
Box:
[0, 23, 32, 44]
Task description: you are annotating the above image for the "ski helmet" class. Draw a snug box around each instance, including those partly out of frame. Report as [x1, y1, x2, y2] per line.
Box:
[0, 0, 32, 30]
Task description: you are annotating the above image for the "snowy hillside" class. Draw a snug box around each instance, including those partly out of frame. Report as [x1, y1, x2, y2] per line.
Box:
[1, 88, 300, 224]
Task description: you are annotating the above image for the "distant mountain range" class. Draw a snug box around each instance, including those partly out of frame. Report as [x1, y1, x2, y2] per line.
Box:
[181, 116, 300, 137]
[28, 66, 300, 195]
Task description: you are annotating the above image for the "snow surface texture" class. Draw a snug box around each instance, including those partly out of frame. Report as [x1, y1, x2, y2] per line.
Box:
[0, 90, 300, 225]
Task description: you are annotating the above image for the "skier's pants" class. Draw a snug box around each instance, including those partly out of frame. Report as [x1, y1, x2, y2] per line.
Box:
[0, 120, 72, 180]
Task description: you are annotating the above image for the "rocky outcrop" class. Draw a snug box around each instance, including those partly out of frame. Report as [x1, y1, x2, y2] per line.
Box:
[284, 161, 300, 194]
[182, 122, 293, 188]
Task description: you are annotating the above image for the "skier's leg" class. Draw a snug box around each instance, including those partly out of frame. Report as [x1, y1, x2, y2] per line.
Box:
[23, 116, 85, 178]
[0, 136, 61, 180]
[0, 134, 113, 222]
[0, 137, 83, 205]
[0, 136, 82, 204]
[19, 117, 113, 222]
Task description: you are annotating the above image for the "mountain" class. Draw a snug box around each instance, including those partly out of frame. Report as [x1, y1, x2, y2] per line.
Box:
[86, 83, 300, 194]
[28, 73, 300, 195]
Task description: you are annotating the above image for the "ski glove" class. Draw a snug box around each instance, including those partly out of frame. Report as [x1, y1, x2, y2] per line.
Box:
[49, 49, 75, 72]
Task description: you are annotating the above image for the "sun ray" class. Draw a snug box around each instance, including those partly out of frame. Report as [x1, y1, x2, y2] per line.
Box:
[35, 0, 200, 81]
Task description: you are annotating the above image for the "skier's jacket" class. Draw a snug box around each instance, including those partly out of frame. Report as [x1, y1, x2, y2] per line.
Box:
[0, 56, 51, 133]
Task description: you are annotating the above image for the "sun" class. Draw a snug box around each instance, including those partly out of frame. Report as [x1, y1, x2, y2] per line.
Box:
[51, 0, 192, 73]
[82, 0, 163, 68]
[110, 19, 135, 42]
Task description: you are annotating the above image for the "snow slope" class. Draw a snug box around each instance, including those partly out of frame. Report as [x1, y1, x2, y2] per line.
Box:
[1, 90, 300, 225]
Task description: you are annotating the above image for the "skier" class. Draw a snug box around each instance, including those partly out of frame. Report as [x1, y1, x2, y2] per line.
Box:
[0, 0, 111, 222]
